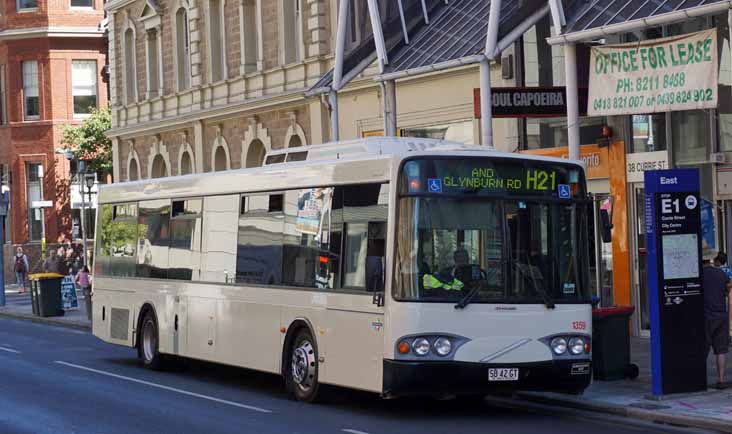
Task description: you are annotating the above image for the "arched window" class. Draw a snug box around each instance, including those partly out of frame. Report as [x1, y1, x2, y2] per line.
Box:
[180, 151, 193, 175]
[124, 27, 137, 104]
[209, 0, 225, 82]
[151, 154, 168, 178]
[246, 139, 266, 168]
[176, 8, 191, 91]
[288, 135, 302, 148]
[214, 146, 228, 171]
[129, 157, 140, 181]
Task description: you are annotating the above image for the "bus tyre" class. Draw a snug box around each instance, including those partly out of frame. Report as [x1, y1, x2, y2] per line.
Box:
[139, 311, 164, 370]
[286, 328, 321, 402]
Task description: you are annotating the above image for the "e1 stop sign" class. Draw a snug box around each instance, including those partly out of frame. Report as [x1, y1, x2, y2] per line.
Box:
[645, 169, 706, 397]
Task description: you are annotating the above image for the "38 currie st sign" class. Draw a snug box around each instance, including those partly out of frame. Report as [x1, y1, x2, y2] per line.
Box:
[588, 29, 718, 116]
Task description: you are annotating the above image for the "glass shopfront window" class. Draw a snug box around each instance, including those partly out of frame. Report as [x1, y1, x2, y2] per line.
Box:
[520, 15, 606, 150]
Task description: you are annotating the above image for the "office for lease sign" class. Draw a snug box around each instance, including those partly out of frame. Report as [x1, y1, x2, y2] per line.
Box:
[588, 29, 717, 116]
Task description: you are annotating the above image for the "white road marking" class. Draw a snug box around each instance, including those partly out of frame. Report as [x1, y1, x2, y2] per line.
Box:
[54, 361, 272, 413]
[342, 429, 372, 434]
[0, 346, 20, 354]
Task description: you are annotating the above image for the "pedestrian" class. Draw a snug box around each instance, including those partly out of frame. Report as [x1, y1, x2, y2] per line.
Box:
[715, 252, 732, 280]
[65, 247, 78, 276]
[704, 247, 732, 389]
[42, 248, 63, 274]
[14, 246, 29, 294]
[75, 265, 92, 321]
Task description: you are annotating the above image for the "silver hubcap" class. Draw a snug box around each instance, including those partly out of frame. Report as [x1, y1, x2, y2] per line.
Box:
[291, 340, 315, 391]
[142, 319, 156, 362]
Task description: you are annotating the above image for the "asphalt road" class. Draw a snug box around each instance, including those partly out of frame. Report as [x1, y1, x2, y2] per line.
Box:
[0, 317, 712, 434]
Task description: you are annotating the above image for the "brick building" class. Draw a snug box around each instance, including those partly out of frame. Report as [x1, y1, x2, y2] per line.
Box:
[106, 0, 333, 183]
[0, 0, 107, 274]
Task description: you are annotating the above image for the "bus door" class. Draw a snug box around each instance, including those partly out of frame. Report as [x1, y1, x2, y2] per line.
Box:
[324, 184, 388, 392]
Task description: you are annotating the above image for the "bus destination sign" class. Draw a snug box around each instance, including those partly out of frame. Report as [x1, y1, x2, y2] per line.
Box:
[403, 159, 584, 198]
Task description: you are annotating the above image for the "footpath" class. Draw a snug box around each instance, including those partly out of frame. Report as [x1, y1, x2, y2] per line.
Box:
[0, 287, 730, 431]
[0, 284, 91, 330]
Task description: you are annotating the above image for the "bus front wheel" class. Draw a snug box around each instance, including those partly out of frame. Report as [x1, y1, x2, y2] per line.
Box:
[286, 328, 321, 402]
[138, 311, 164, 370]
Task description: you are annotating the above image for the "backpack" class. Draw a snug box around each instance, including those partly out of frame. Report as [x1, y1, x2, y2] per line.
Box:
[15, 255, 26, 273]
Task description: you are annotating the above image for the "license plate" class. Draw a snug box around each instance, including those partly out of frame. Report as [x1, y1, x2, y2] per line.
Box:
[488, 368, 519, 381]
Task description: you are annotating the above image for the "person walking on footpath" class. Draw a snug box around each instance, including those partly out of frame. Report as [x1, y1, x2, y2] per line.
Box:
[42, 248, 63, 274]
[14, 246, 29, 294]
[704, 248, 732, 389]
[716, 252, 732, 343]
[75, 265, 92, 321]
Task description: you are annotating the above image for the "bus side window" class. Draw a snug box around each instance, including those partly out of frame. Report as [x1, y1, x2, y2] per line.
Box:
[169, 198, 203, 281]
[236, 194, 284, 285]
[137, 199, 171, 279]
[339, 183, 388, 291]
[282, 188, 338, 289]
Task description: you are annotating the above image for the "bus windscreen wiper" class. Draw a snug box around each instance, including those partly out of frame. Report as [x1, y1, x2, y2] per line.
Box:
[507, 259, 555, 310]
[455, 280, 486, 309]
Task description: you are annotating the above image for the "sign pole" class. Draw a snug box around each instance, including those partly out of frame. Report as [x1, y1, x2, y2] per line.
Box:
[79, 165, 87, 268]
[0, 192, 8, 307]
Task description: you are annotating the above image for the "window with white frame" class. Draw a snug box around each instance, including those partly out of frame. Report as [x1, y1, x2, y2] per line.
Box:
[71, 0, 93, 8]
[208, 0, 225, 82]
[281, 0, 302, 64]
[72, 60, 97, 116]
[0, 65, 7, 125]
[124, 28, 137, 104]
[240, 0, 259, 73]
[22, 61, 39, 120]
[176, 8, 191, 91]
[17, 0, 37, 10]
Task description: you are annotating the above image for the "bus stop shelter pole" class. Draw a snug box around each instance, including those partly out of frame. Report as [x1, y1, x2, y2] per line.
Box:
[329, 90, 339, 142]
[479, 57, 493, 149]
[564, 43, 580, 161]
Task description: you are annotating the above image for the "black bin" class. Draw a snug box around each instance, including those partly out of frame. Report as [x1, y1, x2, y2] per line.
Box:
[592, 306, 638, 380]
[30, 274, 65, 317]
[29, 280, 39, 316]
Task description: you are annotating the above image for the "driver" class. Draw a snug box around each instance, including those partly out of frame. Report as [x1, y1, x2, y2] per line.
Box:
[422, 249, 473, 291]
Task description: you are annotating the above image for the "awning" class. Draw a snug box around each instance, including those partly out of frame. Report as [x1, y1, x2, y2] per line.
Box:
[307, 0, 549, 94]
[549, 0, 732, 45]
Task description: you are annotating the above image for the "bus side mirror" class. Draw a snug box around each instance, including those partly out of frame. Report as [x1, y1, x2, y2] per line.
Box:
[600, 209, 613, 243]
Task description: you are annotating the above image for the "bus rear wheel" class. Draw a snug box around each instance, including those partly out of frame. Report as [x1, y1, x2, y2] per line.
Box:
[138, 311, 164, 370]
[286, 328, 321, 402]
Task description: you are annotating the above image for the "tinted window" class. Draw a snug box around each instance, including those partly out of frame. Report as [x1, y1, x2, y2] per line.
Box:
[94, 204, 113, 276]
[337, 184, 388, 291]
[137, 200, 171, 279]
[108, 203, 138, 277]
[201, 195, 238, 282]
[169, 199, 202, 280]
[236, 194, 284, 285]
[283, 188, 339, 288]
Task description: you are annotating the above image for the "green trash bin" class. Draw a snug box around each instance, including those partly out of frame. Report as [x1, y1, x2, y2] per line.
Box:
[30, 280, 39, 316]
[592, 306, 639, 381]
[30, 273, 65, 317]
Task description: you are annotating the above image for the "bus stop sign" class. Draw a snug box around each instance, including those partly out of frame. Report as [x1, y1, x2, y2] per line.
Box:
[645, 169, 706, 397]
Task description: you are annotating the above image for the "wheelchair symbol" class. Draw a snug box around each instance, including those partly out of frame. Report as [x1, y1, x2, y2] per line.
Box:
[558, 184, 571, 199]
[428, 178, 443, 193]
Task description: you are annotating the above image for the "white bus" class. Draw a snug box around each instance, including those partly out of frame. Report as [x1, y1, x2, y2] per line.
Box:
[92, 137, 593, 401]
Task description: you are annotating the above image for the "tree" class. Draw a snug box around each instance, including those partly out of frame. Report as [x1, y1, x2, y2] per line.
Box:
[61, 108, 113, 179]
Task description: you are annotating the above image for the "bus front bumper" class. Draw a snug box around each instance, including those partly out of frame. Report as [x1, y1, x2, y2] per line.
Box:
[382, 358, 591, 397]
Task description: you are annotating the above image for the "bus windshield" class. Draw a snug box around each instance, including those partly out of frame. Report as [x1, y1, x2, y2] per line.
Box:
[393, 158, 591, 305]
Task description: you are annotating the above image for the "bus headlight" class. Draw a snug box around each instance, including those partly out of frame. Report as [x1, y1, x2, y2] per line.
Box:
[569, 337, 586, 355]
[412, 338, 431, 356]
[550, 337, 567, 355]
[433, 337, 452, 356]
